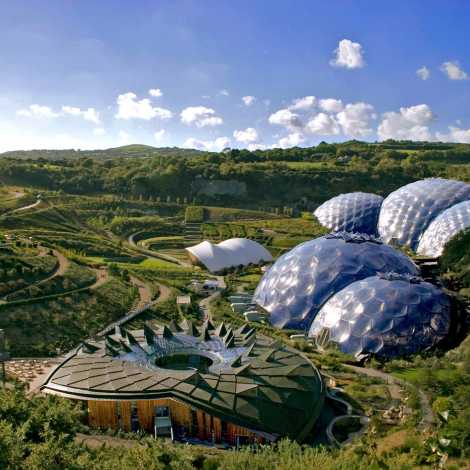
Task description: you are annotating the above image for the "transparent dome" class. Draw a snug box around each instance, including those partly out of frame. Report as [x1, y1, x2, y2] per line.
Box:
[378, 178, 470, 250]
[308, 273, 451, 359]
[417, 200, 470, 258]
[314, 192, 383, 235]
[253, 233, 419, 330]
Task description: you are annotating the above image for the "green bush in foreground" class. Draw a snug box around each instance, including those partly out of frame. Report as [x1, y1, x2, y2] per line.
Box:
[2, 386, 457, 470]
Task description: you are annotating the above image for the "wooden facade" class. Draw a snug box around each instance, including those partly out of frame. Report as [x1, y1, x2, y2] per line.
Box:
[87, 398, 264, 446]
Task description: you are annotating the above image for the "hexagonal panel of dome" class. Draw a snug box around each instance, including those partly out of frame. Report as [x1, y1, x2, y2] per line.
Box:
[253, 232, 419, 331]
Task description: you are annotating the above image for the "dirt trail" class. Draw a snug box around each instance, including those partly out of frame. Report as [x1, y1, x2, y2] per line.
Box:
[344, 364, 435, 429]
[89, 268, 109, 290]
[1, 248, 70, 302]
[130, 275, 153, 308]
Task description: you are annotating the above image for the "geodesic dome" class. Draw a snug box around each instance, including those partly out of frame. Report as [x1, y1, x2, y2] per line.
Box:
[417, 200, 470, 258]
[378, 178, 470, 250]
[253, 233, 419, 330]
[308, 273, 451, 359]
[314, 192, 383, 235]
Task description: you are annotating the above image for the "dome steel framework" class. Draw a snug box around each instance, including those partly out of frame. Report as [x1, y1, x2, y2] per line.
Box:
[253, 233, 419, 330]
[308, 273, 451, 359]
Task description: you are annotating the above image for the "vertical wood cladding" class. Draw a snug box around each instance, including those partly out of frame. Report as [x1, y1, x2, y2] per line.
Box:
[87, 398, 263, 445]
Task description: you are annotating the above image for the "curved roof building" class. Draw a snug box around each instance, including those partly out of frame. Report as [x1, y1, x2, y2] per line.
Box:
[186, 238, 273, 273]
[314, 192, 383, 235]
[309, 273, 451, 359]
[41, 321, 324, 443]
[253, 233, 419, 330]
[417, 200, 470, 258]
[378, 178, 470, 250]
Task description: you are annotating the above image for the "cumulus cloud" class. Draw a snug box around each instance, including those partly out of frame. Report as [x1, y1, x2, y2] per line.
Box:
[330, 39, 365, 69]
[306, 113, 340, 135]
[149, 88, 163, 97]
[17, 105, 60, 119]
[233, 127, 259, 144]
[277, 132, 305, 148]
[115, 92, 173, 120]
[436, 126, 470, 144]
[337, 102, 375, 137]
[440, 61, 468, 80]
[183, 136, 230, 151]
[378, 104, 434, 141]
[416, 66, 430, 80]
[154, 129, 166, 142]
[180, 106, 223, 127]
[268, 108, 303, 129]
[319, 98, 344, 113]
[289, 96, 316, 111]
[93, 128, 106, 136]
[62, 106, 100, 124]
[242, 95, 256, 106]
[219, 89, 230, 96]
[17, 104, 100, 124]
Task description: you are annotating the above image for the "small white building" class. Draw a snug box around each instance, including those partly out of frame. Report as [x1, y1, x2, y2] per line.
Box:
[185, 238, 273, 273]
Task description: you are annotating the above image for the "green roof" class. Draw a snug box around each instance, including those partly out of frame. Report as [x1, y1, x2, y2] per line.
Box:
[41, 322, 325, 440]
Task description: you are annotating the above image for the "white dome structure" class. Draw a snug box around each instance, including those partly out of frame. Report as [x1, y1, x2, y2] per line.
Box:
[417, 200, 470, 258]
[186, 238, 273, 273]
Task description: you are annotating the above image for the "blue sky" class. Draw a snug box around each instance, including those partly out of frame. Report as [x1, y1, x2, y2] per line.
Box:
[1, 0, 470, 151]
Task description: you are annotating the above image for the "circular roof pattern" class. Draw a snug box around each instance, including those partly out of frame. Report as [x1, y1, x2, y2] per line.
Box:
[378, 178, 470, 250]
[253, 233, 419, 331]
[308, 273, 451, 359]
[314, 192, 383, 235]
[41, 320, 324, 440]
[417, 200, 470, 258]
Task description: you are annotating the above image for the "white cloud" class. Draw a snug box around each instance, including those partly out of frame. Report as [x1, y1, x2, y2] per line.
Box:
[233, 127, 259, 144]
[378, 104, 434, 141]
[268, 108, 303, 129]
[180, 106, 223, 127]
[277, 132, 305, 148]
[219, 89, 230, 96]
[17, 104, 100, 124]
[115, 92, 173, 120]
[319, 98, 344, 113]
[62, 106, 100, 124]
[17, 104, 60, 119]
[336, 102, 375, 137]
[154, 129, 166, 142]
[183, 136, 230, 151]
[242, 95, 256, 106]
[247, 143, 266, 151]
[436, 126, 470, 143]
[306, 113, 340, 135]
[149, 88, 163, 97]
[440, 61, 468, 80]
[416, 66, 430, 80]
[289, 96, 316, 111]
[330, 39, 365, 69]
[93, 128, 106, 136]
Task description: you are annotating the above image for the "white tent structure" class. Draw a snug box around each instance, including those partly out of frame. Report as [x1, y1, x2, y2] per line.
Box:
[185, 238, 273, 273]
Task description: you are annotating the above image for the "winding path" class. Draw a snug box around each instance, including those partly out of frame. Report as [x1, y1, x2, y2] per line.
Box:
[343, 364, 435, 430]
[127, 232, 192, 267]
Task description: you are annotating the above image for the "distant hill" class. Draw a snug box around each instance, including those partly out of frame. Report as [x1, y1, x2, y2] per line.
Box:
[0, 144, 203, 161]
